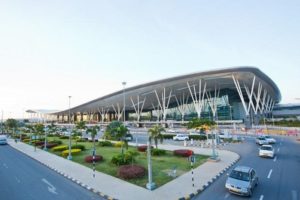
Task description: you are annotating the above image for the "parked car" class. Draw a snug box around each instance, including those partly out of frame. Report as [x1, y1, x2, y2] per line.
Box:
[0, 135, 7, 145]
[124, 133, 133, 141]
[259, 145, 275, 158]
[256, 136, 268, 145]
[173, 134, 189, 141]
[225, 166, 258, 197]
[264, 135, 276, 144]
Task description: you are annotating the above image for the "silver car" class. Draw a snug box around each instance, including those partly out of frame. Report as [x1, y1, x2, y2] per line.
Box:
[225, 166, 258, 196]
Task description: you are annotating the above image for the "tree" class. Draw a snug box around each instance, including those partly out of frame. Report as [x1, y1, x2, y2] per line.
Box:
[5, 118, 18, 136]
[86, 125, 100, 155]
[44, 122, 57, 150]
[104, 121, 129, 154]
[33, 123, 44, 151]
[148, 124, 165, 149]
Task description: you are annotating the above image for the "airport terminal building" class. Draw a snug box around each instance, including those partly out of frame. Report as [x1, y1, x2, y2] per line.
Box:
[30, 67, 281, 128]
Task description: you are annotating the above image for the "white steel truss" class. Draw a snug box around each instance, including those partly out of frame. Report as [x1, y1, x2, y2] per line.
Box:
[151, 103, 162, 122]
[112, 103, 123, 121]
[243, 76, 256, 115]
[206, 85, 220, 119]
[130, 95, 146, 122]
[154, 88, 172, 122]
[175, 93, 190, 122]
[98, 107, 109, 123]
[232, 74, 250, 116]
[252, 82, 263, 115]
[187, 79, 206, 118]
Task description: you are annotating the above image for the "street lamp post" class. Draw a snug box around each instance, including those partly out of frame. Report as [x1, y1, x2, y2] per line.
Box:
[146, 139, 155, 190]
[122, 82, 126, 123]
[67, 96, 72, 160]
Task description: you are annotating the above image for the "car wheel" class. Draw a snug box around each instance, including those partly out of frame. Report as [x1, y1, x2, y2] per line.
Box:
[248, 188, 253, 197]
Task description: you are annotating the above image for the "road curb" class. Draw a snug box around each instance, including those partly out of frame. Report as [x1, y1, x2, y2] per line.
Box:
[8, 142, 117, 200]
[178, 155, 240, 200]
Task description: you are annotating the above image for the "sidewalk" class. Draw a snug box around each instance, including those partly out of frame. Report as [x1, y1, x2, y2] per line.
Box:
[8, 140, 239, 200]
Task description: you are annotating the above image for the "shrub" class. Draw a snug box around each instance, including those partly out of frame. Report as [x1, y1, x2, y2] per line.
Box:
[71, 144, 86, 150]
[111, 152, 135, 166]
[49, 140, 63, 145]
[52, 145, 68, 151]
[114, 141, 124, 148]
[22, 138, 30, 143]
[35, 141, 45, 146]
[59, 136, 69, 139]
[84, 155, 103, 163]
[173, 149, 194, 157]
[75, 138, 86, 143]
[137, 145, 153, 152]
[61, 149, 82, 157]
[117, 165, 146, 179]
[152, 149, 166, 156]
[99, 140, 113, 147]
[41, 143, 58, 149]
[162, 134, 174, 140]
[189, 135, 207, 141]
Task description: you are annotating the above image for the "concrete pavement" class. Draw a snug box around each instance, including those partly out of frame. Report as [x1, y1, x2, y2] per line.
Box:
[8, 140, 239, 200]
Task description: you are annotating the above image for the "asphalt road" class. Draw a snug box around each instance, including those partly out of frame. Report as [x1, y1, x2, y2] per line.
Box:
[0, 144, 105, 200]
[193, 135, 300, 200]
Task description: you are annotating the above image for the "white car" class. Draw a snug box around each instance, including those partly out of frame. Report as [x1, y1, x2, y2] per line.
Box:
[264, 136, 276, 144]
[256, 136, 268, 145]
[173, 134, 189, 141]
[259, 145, 275, 158]
[0, 135, 7, 145]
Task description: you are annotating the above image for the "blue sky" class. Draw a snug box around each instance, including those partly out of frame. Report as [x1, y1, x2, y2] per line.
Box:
[0, 1, 299, 118]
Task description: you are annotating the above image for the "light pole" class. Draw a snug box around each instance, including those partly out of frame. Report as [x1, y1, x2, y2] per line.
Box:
[146, 138, 155, 190]
[122, 81, 126, 123]
[67, 96, 72, 160]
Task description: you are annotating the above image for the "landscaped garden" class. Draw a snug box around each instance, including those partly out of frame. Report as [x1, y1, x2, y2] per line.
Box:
[14, 120, 215, 189]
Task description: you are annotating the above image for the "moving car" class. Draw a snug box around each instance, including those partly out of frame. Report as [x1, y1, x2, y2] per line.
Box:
[256, 136, 268, 145]
[259, 145, 275, 158]
[0, 135, 7, 145]
[173, 134, 189, 141]
[125, 133, 133, 141]
[225, 166, 258, 197]
[264, 135, 276, 144]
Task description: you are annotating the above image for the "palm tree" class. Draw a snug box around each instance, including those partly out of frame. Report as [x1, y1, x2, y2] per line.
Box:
[73, 121, 87, 143]
[44, 122, 57, 150]
[148, 124, 165, 149]
[104, 121, 129, 154]
[33, 123, 44, 151]
[115, 124, 129, 154]
[5, 118, 18, 137]
[86, 125, 100, 156]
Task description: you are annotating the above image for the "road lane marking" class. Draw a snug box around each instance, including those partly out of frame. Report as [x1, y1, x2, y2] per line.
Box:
[277, 148, 280, 152]
[267, 169, 273, 179]
[292, 190, 297, 200]
[259, 195, 264, 200]
[224, 193, 230, 199]
[273, 156, 277, 162]
[42, 178, 58, 195]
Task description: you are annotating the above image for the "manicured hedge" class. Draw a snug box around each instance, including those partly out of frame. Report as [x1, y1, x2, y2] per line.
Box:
[75, 138, 86, 143]
[99, 141, 113, 147]
[59, 136, 69, 139]
[152, 149, 166, 156]
[41, 143, 58, 149]
[84, 155, 103, 163]
[189, 135, 207, 141]
[61, 149, 81, 157]
[173, 149, 194, 157]
[117, 165, 146, 179]
[137, 145, 153, 152]
[22, 138, 30, 143]
[52, 145, 68, 151]
[162, 134, 174, 139]
[49, 140, 63, 145]
[71, 144, 86, 150]
[111, 151, 136, 166]
[35, 141, 45, 146]
[114, 141, 124, 148]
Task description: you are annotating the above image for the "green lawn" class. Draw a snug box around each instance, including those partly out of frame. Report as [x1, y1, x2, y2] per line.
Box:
[32, 136, 209, 188]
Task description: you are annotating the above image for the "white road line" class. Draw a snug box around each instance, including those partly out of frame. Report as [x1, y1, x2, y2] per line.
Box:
[259, 195, 264, 200]
[224, 193, 230, 199]
[267, 169, 273, 179]
[273, 156, 277, 162]
[277, 148, 280, 152]
[292, 190, 297, 200]
[42, 178, 58, 195]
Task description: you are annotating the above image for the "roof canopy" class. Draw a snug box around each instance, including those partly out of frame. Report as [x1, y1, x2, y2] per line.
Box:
[54, 67, 281, 115]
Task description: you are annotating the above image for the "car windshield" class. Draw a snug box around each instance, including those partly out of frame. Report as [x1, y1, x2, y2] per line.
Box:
[261, 146, 272, 151]
[229, 170, 250, 181]
[258, 137, 266, 140]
